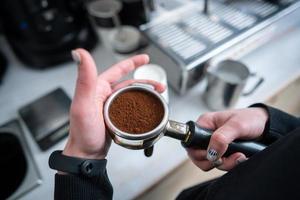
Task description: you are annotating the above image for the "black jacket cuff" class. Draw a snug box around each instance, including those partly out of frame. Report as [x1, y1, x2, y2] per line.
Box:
[55, 170, 113, 200]
[250, 103, 300, 145]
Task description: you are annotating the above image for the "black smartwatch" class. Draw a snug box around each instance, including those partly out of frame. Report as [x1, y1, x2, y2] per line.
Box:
[49, 150, 107, 177]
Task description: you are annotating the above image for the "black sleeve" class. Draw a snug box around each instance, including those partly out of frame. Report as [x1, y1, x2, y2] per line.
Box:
[54, 169, 113, 200]
[250, 103, 300, 145]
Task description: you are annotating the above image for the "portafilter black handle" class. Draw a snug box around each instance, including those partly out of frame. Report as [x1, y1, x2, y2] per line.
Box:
[182, 121, 266, 157]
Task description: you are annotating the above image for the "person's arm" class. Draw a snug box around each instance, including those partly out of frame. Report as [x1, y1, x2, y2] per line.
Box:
[49, 49, 165, 200]
[186, 104, 300, 172]
[250, 103, 300, 145]
[187, 107, 269, 171]
[55, 170, 113, 200]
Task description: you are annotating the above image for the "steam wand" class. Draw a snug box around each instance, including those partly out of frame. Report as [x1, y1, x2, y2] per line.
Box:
[204, 0, 209, 15]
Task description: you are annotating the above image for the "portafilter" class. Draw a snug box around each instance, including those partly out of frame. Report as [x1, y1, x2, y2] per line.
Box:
[104, 85, 266, 157]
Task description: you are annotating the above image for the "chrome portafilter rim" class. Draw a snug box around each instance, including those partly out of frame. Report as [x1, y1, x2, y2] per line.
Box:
[103, 85, 169, 142]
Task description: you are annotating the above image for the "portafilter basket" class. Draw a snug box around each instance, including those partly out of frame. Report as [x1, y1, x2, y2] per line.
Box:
[104, 85, 266, 157]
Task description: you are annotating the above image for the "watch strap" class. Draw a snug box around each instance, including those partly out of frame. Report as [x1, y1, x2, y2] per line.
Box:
[49, 150, 107, 177]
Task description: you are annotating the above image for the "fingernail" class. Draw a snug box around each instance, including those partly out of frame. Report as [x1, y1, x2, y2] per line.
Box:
[71, 50, 81, 64]
[207, 148, 218, 161]
[236, 157, 248, 165]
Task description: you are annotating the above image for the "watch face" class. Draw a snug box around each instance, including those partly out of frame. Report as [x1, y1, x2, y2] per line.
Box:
[19, 88, 71, 150]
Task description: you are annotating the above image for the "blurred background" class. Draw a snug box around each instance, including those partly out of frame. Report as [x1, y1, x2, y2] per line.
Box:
[0, 0, 300, 199]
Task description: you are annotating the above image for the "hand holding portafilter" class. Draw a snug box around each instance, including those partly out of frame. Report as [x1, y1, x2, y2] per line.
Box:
[104, 85, 266, 157]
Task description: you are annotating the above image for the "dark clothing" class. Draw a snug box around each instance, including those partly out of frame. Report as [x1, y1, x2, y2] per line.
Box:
[251, 103, 300, 144]
[54, 104, 300, 200]
[54, 171, 113, 200]
[177, 127, 300, 200]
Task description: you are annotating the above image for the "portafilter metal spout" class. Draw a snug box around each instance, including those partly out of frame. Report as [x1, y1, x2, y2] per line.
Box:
[165, 120, 266, 157]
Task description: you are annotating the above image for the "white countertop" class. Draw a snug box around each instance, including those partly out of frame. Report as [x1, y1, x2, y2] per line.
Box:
[1, 13, 300, 200]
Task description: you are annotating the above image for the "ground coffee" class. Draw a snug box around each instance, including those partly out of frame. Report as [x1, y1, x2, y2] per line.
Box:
[109, 90, 164, 134]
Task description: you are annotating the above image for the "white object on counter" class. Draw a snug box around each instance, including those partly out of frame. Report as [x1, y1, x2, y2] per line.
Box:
[134, 64, 169, 103]
[112, 26, 141, 54]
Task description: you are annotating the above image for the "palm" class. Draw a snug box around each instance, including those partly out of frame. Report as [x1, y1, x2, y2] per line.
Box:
[71, 79, 112, 157]
[86, 79, 114, 154]
[68, 81, 111, 159]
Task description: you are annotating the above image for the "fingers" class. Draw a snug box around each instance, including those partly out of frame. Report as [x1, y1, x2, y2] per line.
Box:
[187, 148, 247, 171]
[99, 54, 150, 84]
[190, 110, 258, 171]
[187, 149, 223, 171]
[187, 149, 214, 171]
[206, 119, 244, 162]
[196, 112, 238, 161]
[187, 148, 207, 161]
[197, 112, 218, 130]
[112, 79, 166, 93]
[192, 159, 215, 172]
[217, 153, 247, 171]
[72, 49, 98, 103]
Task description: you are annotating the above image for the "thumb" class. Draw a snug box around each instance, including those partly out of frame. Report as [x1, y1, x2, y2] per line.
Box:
[206, 120, 242, 161]
[72, 49, 98, 103]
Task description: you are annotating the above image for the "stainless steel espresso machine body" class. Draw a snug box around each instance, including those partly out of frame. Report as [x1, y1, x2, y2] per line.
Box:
[141, 0, 300, 94]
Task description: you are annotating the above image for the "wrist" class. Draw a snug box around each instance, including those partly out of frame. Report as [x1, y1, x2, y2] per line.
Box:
[249, 103, 270, 140]
[249, 103, 270, 125]
[254, 107, 269, 123]
[49, 150, 107, 177]
[63, 140, 106, 160]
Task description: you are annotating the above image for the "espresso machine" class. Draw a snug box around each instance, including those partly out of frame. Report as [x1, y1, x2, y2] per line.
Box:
[0, 50, 7, 84]
[0, 21, 7, 84]
[0, 0, 98, 68]
[142, 0, 300, 94]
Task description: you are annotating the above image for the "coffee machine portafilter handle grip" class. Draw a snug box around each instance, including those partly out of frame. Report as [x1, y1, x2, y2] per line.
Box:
[182, 121, 267, 157]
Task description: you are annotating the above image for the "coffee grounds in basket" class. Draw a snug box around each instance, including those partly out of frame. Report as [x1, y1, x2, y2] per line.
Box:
[109, 90, 164, 134]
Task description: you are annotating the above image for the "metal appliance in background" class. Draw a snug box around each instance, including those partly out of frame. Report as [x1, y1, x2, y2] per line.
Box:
[0, 0, 98, 68]
[0, 50, 7, 84]
[0, 120, 42, 199]
[203, 60, 264, 110]
[119, 0, 149, 27]
[141, 0, 300, 94]
[0, 19, 8, 84]
[88, 0, 143, 54]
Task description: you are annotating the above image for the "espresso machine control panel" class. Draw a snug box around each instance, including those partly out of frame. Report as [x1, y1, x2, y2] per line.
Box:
[141, 0, 300, 94]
